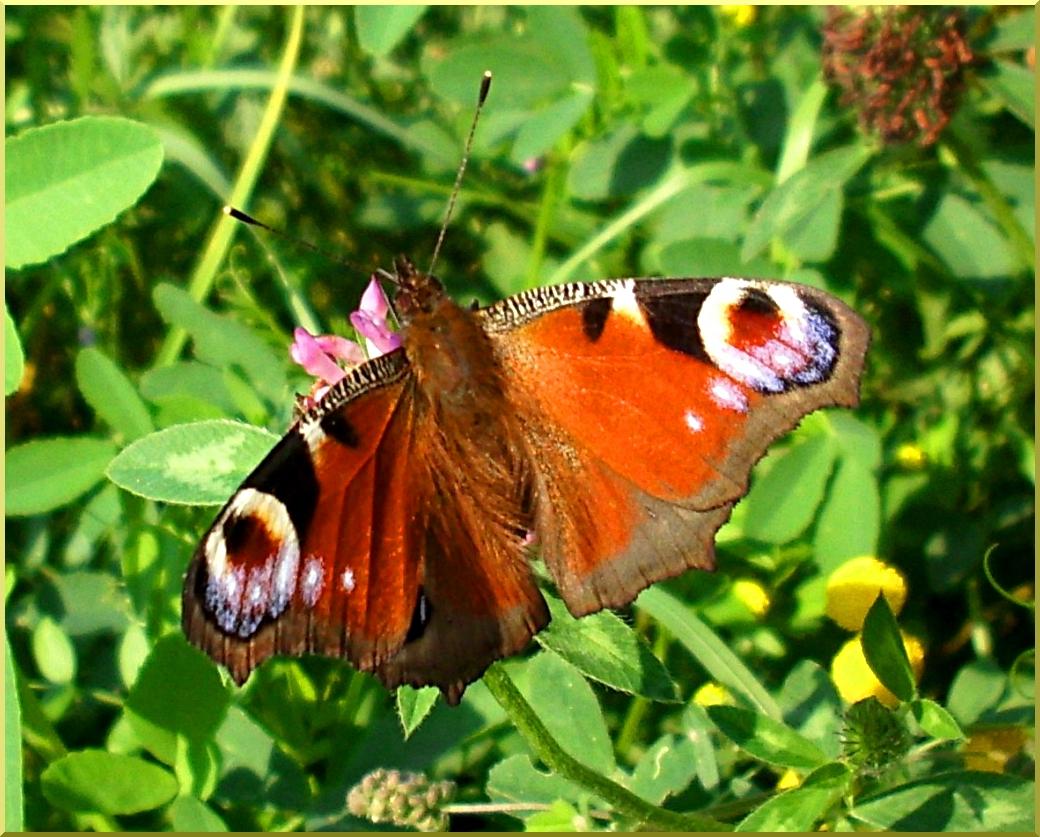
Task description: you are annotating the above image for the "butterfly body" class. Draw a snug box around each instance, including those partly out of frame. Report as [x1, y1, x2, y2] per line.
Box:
[184, 265, 868, 703]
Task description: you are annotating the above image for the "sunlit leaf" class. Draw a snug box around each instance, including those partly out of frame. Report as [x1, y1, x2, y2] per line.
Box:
[106, 420, 277, 505]
[354, 6, 427, 57]
[536, 595, 678, 702]
[41, 750, 178, 815]
[396, 686, 439, 739]
[6, 437, 116, 516]
[6, 116, 162, 269]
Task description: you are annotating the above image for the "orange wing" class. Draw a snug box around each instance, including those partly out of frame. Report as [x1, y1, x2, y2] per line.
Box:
[182, 353, 419, 684]
[485, 277, 869, 615]
[183, 352, 548, 702]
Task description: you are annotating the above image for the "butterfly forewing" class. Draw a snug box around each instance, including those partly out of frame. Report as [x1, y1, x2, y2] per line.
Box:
[483, 276, 869, 615]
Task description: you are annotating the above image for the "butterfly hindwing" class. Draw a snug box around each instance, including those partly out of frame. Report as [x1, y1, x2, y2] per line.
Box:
[483, 276, 869, 614]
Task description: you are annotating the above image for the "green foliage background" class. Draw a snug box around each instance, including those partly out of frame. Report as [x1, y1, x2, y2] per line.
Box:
[5, 5, 1035, 832]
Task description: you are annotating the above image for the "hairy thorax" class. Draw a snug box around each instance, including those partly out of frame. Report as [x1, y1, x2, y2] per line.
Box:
[403, 296, 509, 427]
[402, 295, 533, 549]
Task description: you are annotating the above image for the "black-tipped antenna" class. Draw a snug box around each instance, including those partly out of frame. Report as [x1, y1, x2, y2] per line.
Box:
[427, 70, 492, 277]
[223, 205, 358, 271]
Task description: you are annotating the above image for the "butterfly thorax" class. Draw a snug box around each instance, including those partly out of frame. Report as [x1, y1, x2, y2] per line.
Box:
[395, 260, 507, 423]
[394, 260, 533, 562]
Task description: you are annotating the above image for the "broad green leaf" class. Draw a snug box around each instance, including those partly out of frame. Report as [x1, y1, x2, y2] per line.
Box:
[776, 660, 843, 759]
[526, 7, 596, 86]
[922, 193, 1020, 279]
[152, 283, 287, 404]
[6, 116, 163, 269]
[742, 144, 871, 262]
[174, 736, 221, 801]
[523, 652, 614, 774]
[117, 623, 151, 690]
[829, 412, 882, 471]
[482, 221, 534, 296]
[139, 361, 238, 415]
[486, 754, 592, 807]
[682, 703, 720, 791]
[106, 420, 277, 505]
[43, 570, 131, 636]
[524, 799, 582, 832]
[63, 483, 122, 567]
[535, 595, 678, 701]
[783, 187, 842, 263]
[11, 644, 67, 764]
[105, 712, 144, 756]
[657, 237, 774, 280]
[5, 302, 24, 396]
[911, 698, 965, 741]
[31, 617, 77, 685]
[120, 526, 181, 636]
[851, 771, 1034, 831]
[75, 347, 154, 441]
[511, 91, 593, 165]
[568, 124, 671, 201]
[982, 159, 1035, 244]
[5, 633, 24, 831]
[813, 455, 880, 571]
[708, 705, 828, 770]
[425, 39, 566, 109]
[41, 750, 179, 815]
[168, 794, 228, 831]
[650, 182, 761, 247]
[354, 6, 427, 57]
[861, 595, 915, 703]
[126, 634, 230, 765]
[736, 763, 851, 831]
[626, 65, 692, 137]
[615, 6, 650, 69]
[985, 8, 1035, 53]
[213, 706, 309, 809]
[628, 734, 699, 804]
[6, 436, 116, 516]
[946, 659, 1007, 726]
[637, 586, 781, 719]
[742, 434, 837, 544]
[980, 59, 1035, 129]
[396, 686, 439, 739]
[776, 78, 828, 184]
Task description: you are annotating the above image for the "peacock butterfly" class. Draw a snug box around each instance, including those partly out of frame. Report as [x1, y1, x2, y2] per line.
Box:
[183, 257, 869, 704]
[182, 71, 869, 703]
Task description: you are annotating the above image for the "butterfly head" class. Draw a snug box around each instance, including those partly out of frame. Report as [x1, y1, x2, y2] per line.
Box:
[390, 256, 447, 324]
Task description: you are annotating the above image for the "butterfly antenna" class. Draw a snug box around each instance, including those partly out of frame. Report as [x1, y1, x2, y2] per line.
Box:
[223, 206, 361, 272]
[427, 70, 492, 277]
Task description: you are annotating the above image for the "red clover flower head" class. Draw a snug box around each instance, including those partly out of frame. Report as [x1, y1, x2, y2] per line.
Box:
[822, 6, 974, 147]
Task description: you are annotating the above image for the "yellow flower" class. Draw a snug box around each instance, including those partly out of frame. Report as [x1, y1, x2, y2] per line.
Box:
[831, 633, 924, 707]
[693, 682, 732, 707]
[719, 5, 756, 27]
[825, 556, 908, 631]
[776, 768, 801, 790]
[895, 443, 927, 470]
[733, 579, 771, 617]
[962, 727, 1028, 773]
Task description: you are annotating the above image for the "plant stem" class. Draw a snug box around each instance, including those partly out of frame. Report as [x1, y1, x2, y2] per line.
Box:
[481, 664, 729, 831]
[155, 6, 305, 367]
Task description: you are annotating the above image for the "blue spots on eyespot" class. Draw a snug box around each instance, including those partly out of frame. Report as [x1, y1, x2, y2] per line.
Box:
[201, 489, 301, 639]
